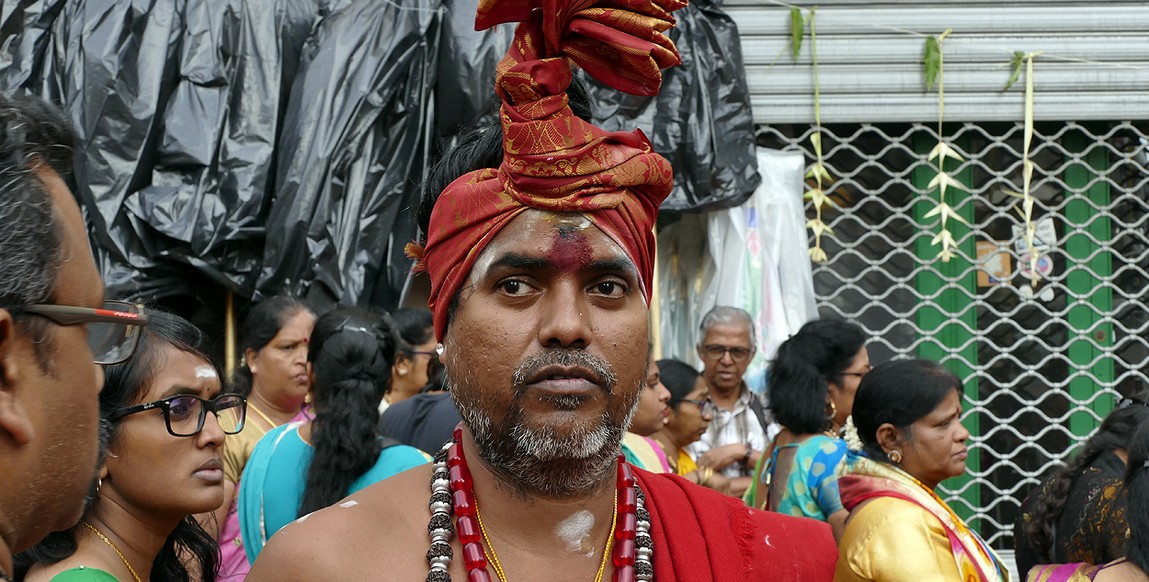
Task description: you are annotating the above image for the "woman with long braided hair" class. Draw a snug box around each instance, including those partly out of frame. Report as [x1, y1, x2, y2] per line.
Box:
[236, 307, 429, 565]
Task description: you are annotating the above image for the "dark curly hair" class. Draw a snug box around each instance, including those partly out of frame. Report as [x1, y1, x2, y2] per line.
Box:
[1021, 397, 1149, 563]
[1125, 420, 1149, 573]
[15, 309, 221, 581]
[298, 307, 399, 515]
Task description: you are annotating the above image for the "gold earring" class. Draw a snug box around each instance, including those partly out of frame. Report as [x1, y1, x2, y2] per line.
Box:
[827, 400, 837, 420]
[95, 477, 102, 497]
[887, 450, 902, 464]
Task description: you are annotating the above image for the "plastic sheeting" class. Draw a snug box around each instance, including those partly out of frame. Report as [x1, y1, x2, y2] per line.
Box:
[656, 148, 818, 394]
[2, 0, 759, 309]
[257, 0, 440, 310]
[590, 0, 761, 212]
[3, 0, 327, 302]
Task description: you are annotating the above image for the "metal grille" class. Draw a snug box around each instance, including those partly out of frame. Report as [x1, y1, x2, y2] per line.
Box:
[756, 120, 1149, 548]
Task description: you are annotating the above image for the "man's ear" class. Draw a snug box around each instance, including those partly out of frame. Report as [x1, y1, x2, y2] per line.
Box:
[874, 422, 903, 454]
[0, 311, 35, 446]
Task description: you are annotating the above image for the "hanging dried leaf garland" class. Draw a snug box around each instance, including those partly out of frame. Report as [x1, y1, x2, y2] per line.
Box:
[794, 7, 835, 263]
[923, 29, 968, 262]
[1003, 51, 1044, 287]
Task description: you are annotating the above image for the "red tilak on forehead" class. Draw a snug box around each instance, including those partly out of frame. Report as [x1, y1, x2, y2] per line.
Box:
[548, 226, 594, 273]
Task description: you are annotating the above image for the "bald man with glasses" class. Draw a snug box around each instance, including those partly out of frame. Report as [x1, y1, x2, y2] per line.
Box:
[0, 93, 148, 581]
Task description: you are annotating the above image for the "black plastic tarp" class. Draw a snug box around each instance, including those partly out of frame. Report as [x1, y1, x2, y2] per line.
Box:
[2, 0, 759, 308]
[257, 0, 439, 310]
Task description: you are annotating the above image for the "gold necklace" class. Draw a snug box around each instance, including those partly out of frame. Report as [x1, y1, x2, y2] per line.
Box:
[82, 521, 142, 582]
[246, 402, 280, 429]
[474, 488, 618, 582]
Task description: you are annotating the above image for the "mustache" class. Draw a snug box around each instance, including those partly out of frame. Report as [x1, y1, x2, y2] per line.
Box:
[511, 349, 617, 393]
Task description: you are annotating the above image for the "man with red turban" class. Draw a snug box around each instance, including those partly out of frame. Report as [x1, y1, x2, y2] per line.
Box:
[249, 1, 837, 579]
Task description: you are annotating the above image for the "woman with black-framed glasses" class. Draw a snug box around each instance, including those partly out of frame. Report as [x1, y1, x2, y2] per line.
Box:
[650, 359, 730, 494]
[16, 309, 237, 582]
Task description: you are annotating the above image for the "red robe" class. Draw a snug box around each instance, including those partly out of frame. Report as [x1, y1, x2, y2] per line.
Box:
[637, 469, 837, 581]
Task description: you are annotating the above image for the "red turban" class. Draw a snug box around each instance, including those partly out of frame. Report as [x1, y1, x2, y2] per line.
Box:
[409, 0, 686, 341]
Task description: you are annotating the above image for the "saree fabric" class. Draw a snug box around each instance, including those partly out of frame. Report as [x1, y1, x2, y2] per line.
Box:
[410, 0, 685, 340]
[621, 432, 671, 473]
[218, 406, 312, 580]
[836, 453, 1009, 582]
[238, 422, 430, 564]
[635, 468, 837, 581]
[1025, 562, 1102, 582]
[745, 434, 848, 519]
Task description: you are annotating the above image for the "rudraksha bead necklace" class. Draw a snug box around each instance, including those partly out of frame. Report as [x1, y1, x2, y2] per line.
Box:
[426, 428, 653, 581]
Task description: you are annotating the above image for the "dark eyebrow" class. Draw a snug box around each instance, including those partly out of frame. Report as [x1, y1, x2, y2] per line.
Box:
[161, 384, 207, 399]
[488, 253, 639, 278]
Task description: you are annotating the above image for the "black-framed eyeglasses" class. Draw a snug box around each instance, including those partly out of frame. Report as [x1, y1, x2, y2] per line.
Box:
[699, 344, 753, 363]
[678, 396, 716, 417]
[107, 394, 247, 437]
[5, 300, 149, 365]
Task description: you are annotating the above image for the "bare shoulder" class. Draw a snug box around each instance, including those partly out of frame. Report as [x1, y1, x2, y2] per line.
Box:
[247, 464, 436, 580]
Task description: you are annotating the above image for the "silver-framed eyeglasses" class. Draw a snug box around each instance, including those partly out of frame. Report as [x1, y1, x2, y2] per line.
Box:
[5, 300, 149, 365]
[107, 394, 247, 437]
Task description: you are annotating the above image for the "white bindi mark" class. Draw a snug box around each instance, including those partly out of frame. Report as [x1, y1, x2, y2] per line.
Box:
[555, 510, 596, 555]
[194, 365, 218, 380]
[339, 500, 358, 509]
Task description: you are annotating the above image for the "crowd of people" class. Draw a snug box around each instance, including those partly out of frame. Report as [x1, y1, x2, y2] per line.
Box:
[2, 0, 1148, 581]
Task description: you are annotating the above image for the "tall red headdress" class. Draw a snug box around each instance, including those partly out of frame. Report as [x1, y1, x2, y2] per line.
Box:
[410, 0, 686, 340]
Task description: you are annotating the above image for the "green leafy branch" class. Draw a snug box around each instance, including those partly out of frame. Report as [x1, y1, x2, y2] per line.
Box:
[923, 29, 967, 262]
[792, 6, 834, 263]
[1004, 51, 1044, 286]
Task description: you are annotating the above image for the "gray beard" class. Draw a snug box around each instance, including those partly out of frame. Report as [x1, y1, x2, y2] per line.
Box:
[447, 350, 638, 500]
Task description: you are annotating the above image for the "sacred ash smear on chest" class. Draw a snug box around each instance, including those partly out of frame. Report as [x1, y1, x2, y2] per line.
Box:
[554, 510, 597, 556]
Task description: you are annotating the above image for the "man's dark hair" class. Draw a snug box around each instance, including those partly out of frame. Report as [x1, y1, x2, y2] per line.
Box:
[0, 92, 78, 366]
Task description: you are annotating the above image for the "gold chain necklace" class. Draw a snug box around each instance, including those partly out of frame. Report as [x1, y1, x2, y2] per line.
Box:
[474, 488, 618, 582]
[246, 402, 280, 430]
[82, 521, 142, 582]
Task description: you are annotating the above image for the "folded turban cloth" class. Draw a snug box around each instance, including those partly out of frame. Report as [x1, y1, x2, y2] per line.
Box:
[409, 0, 687, 341]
